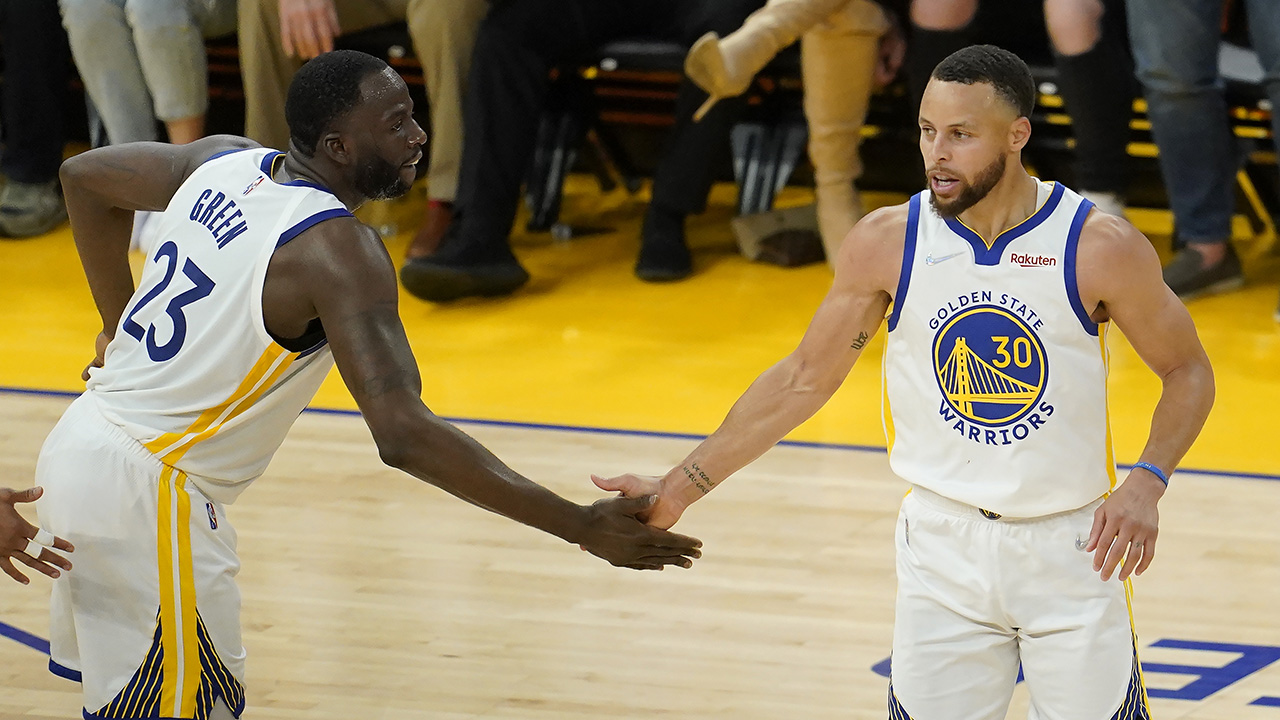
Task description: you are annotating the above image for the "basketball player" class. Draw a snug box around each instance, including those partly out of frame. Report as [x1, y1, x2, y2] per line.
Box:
[0, 50, 702, 720]
[596, 45, 1215, 718]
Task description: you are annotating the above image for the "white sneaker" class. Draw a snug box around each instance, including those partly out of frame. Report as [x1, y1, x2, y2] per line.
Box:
[130, 210, 161, 254]
[1080, 191, 1126, 218]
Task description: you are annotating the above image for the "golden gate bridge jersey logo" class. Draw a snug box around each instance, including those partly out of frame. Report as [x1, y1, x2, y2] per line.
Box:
[932, 305, 1053, 445]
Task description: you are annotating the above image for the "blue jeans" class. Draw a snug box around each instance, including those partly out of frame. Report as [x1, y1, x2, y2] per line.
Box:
[1126, 0, 1280, 245]
[60, 0, 236, 144]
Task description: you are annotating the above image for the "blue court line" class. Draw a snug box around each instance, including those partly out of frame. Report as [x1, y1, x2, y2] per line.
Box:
[3, 385, 1279, 483]
[0, 619, 50, 654]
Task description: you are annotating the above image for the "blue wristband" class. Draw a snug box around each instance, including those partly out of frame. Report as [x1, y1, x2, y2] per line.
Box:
[1133, 461, 1168, 486]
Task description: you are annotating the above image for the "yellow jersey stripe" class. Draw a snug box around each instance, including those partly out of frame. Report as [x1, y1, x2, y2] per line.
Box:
[144, 344, 289, 456]
[881, 340, 896, 453]
[157, 466, 179, 717]
[1100, 325, 1118, 489]
[160, 350, 298, 466]
[176, 472, 201, 717]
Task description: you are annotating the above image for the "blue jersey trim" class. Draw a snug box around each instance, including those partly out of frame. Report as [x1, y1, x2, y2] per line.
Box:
[887, 193, 921, 332]
[49, 658, 82, 682]
[258, 150, 282, 175]
[944, 182, 1066, 266]
[1064, 199, 1098, 336]
[276, 208, 354, 248]
[297, 338, 329, 358]
[258, 150, 338, 195]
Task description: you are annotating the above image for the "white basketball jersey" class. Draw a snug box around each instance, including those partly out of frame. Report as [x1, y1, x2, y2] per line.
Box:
[87, 148, 351, 504]
[881, 180, 1116, 518]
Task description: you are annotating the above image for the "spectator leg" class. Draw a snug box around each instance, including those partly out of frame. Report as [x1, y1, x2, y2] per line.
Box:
[402, 0, 488, 260]
[1, 0, 69, 183]
[438, 0, 591, 267]
[1127, 0, 1242, 295]
[906, 0, 978, 113]
[0, 0, 70, 237]
[60, 0, 159, 143]
[802, 1, 888, 265]
[1045, 0, 1133, 209]
[125, 0, 208, 143]
[1126, 0, 1234, 247]
[1244, 0, 1280, 156]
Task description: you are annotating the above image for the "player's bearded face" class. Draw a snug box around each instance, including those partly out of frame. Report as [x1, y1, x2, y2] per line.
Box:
[354, 153, 413, 201]
[929, 151, 1007, 219]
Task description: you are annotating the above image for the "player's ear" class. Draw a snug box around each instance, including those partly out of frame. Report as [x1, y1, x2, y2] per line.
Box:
[319, 131, 351, 167]
[1009, 116, 1032, 153]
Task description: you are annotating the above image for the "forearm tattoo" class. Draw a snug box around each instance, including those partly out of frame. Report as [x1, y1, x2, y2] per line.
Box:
[851, 331, 869, 350]
[682, 463, 716, 495]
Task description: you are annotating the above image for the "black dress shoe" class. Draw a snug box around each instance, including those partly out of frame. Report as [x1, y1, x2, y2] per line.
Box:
[400, 256, 530, 302]
[636, 205, 692, 282]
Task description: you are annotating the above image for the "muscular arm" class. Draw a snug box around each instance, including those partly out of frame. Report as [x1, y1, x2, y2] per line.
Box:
[1080, 214, 1215, 484]
[59, 136, 259, 337]
[652, 207, 906, 517]
[267, 220, 699, 567]
[1075, 212, 1214, 579]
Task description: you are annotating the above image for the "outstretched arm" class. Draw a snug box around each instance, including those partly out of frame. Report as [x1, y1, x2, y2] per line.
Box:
[1076, 213, 1215, 581]
[599, 208, 906, 528]
[60, 136, 258, 347]
[269, 218, 701, 570]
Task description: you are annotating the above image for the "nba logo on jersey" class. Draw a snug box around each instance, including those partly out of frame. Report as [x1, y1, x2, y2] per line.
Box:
[932, 301, 1054, 447]
[207, 502, 218, 530]
[242, 176, 265, 196]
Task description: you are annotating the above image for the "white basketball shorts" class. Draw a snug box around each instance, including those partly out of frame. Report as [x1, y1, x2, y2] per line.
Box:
[888, 485, 1151, 720]
[34, 394, 246, 719]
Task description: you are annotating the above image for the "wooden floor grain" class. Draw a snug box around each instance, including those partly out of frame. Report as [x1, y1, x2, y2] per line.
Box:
[3, 393, 1278, 719]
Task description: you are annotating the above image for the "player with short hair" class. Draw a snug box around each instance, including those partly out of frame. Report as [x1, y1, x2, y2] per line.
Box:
[596, 44, 1214, 719]
[0, 49, 701, 720]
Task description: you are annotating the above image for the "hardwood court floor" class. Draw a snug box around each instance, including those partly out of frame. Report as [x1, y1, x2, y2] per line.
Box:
[2, 176, 1280, 718]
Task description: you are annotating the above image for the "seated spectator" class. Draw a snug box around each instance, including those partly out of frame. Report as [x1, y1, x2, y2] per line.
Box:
[1126, 0, 1279, 301]
[0, 0, 72, 238]
[682, 0, 907, 265]
[907, 0, 1134, 219]
[399, 0, 767, 303]
[59, 0, 237, 144]
[238, 0, 490, 258]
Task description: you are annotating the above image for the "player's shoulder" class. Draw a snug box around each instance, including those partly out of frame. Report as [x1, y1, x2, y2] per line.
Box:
[184, 135, 262, 167]
[1075, 207, 1155, 267]
[855, 201, 912, 239]
[830, 200, 913, 293]
[837, 200, 911, 265]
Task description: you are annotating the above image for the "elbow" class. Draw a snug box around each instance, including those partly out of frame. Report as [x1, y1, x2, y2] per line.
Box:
[58, 156, 83, 192]
[372, 426, 413, 472]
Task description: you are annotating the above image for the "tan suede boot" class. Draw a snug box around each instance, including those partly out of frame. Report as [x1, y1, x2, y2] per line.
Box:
[684, 0, 850, 121]
[801, 1, 889, 265]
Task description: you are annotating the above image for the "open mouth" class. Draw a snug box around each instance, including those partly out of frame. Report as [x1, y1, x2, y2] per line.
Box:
[930, 173, 959, 194]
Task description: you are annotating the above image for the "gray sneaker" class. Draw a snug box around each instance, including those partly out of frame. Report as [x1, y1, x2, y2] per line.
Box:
[1162, 244, 1244, 299]
[0, 179, 67, 238]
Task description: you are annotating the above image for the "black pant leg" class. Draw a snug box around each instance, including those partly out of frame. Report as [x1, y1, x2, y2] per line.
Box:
[648, 0, 766, 215]
[0, 0, 70, 184]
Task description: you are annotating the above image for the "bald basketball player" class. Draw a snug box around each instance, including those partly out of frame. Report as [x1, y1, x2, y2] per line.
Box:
[598, 45, 1214, 719]
[0, 50, 700, 720]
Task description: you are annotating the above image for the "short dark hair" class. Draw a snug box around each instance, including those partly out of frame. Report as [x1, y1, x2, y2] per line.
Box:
[285, 50, 390, 156]
[931, 45, 1036, 118]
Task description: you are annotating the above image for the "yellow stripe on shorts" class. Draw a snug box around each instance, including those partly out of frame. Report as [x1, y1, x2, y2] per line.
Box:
[157, 467, 201, 718]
